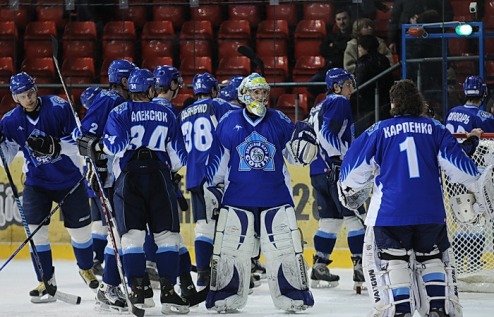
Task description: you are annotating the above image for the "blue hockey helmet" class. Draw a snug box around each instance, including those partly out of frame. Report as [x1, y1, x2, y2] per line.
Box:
[325, 68, 355, 90]
[463, 76, 487, 98]
[128, 69, 155, 93]
[108, 59, 138, 84]
[192, 72, 219, 95]
[80, 86, 102, 109]
[219, 76, 244, 102]
[10, 72, 36, 95]
[153, 65, 183, 89]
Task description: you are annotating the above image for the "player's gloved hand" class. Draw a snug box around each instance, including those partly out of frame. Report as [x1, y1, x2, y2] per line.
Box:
[26, 133, 61, 158]
[76, 135, 102, 161]
[327, 156, 342, 184]
[85, 158, 108, 192]
[172, 172, 189, 211]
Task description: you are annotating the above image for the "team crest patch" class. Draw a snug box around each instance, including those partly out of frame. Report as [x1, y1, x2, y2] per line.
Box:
[237, 131, 276, 171]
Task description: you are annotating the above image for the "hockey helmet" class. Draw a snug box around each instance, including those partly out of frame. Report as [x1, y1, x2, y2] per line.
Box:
[108, 59, 138, 84]
[238, 73, 270, 117]
[219, 76, 244, 102]
[80, 86, 102, 109]
[325, 68, 355, 90]
[153, 65, 184, 89]
[128, 69, 155, 93]
[10, 72, 36, 95]
[463, 76, 487, 98]
[192, 72, 219, 95]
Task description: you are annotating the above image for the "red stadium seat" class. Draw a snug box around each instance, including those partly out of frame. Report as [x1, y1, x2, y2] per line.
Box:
[21, 57, 56, 87]
[292, 56, 325, 95]
[141, 56, 174, 71]
[314, 93, 326, 106]
[276, 93, 309, 115]
[0, 95, 16, 118]
[0, 5, 31, 29]
[0, 21, 18, 57]
[262, 55, 289, 78]
[115, 0, 148, 29]
[266, 3, 298, 28]
[102, 21, 136, 61]
[191, 5, 225, 28]
[0, 57, 14, 98]
[35, 0, 66, 29]
[62, 57, 95, 79]
[179, 20, 213, 58]
[228, 3, 261, 26]
[141, 21, 175, 60]
[256, 20, 289, 57]
[374, 2, 393, 39]
[152, 1, 188, 30]
[62, 21, 97, 59]
[173, 93, 195, 111]
[180, 56, 213, 77]
[24, 21, 57, 58]
[215, 56, 251, 82]
[294, 20, 327, 59]
[217, 20, 251, 60]
[303, 3, 333, 27]
[485, 2, 494, 29]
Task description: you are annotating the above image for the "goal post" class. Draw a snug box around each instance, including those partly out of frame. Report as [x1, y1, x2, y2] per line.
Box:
[443, 134, 494, 293]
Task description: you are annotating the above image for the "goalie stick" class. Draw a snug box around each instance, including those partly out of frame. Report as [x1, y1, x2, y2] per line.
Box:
[0, 146, 81, 305]
[0, 176, 85, 272]
[51, 36, 145, 317]
[237, 46, 265, 76]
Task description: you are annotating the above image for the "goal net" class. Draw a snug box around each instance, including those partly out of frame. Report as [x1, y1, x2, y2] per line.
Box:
[443, 135, 494, 293]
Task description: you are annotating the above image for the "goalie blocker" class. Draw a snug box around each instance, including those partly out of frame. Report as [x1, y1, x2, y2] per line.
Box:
[289, 121, 318, 165]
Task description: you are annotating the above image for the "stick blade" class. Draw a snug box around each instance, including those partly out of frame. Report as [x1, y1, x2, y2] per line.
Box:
[50, 35, 59, 60]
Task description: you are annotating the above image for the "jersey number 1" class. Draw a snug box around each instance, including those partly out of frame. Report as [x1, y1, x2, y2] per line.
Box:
[399, 136, 420, 178]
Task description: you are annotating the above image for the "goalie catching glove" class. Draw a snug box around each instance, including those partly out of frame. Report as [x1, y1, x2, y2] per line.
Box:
[463, 164, 494, 223]
[337, 181, 373, 211]
[26, 131, 61, 158]
[289, 121, 318, 165]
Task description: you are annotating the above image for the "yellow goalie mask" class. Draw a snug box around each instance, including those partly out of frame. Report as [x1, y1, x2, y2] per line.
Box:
[238, 73, 270, 117]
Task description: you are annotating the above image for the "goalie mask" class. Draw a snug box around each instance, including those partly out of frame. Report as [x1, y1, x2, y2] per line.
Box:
[238, 73, 270, 117]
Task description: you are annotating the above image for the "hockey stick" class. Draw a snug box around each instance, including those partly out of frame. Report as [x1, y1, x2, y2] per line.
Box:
[51, 36, 144, 317]
[237, 46, 265, 76]
[0, 176, 85, 272]
[0, 146, 81, 305]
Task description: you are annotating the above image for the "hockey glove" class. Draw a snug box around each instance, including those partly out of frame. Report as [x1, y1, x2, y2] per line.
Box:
[26, 133, 61, 158]
[289, 121, 318, 165]
[76, 135, 102, 162]
[172, 172, 189, 211]
[327, 156, 342, 184]
[85, 158, 108, 192]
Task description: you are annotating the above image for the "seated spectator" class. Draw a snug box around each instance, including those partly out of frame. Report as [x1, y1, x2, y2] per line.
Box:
[344, 18, 394, 73]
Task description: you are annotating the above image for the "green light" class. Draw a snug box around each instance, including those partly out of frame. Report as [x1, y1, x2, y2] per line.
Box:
[455, 24, 473, 36]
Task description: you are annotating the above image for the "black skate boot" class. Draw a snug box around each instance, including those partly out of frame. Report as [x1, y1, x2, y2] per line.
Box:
[179, 272, 198, 298]
[310, 255, 339, 288]
[96, 282, 128, 312]
[351, 255, 366, 294]
[251, 257, 267, 279]
[196, 268, 211, 291]
[142, 272, 155, 308]
[29, 269, 57, 304]
[129, 277, 147, 309]
[92, 260, 104, 277]
[160, 277, 190, 314]
[428, 307, 449, 317]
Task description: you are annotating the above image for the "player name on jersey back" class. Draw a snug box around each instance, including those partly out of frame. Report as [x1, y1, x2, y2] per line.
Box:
[131, 110, 169, 122]
[180, 103, 208, 120]
[383, 122, 433, 138]
[446, 112, 470, 125]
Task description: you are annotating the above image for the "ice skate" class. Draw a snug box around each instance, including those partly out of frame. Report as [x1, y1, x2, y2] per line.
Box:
[143, 273, 155, 308]
[146, 261, 160, 289]
[92, 259, 104, 277]
[95, 282, 128, 312]
[310, 255, 339, 288]
[160, 277, 190, 314]
[251, 257, 266, 279]
[196, 268, 210, 291]
[352, 255, 366, 294]
[79, 268, 99, 291]
[29, 277, 57, 304]
[428, 307, 449, 317]
[179, 272, 198, 298]
[129, 276, 155, 309]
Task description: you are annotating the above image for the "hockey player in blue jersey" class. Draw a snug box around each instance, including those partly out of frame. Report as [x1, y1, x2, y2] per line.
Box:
[339, 79, 485, 317]
[75, 59, 138, 311]
[103, 69, 189, 313]
[307, 68, 366, 292]
[446, 75, 494, 133]
[179, 72, 236, 290]
[218, 75, 244, 109]
[205, 73, 315, 313]
[0, 72, 98, 302]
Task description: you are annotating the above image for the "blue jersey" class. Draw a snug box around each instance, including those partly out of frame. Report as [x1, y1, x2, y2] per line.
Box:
[207, 108, 297, 208]
[179, 97, 235, 189]
[0, 96, 83, 190]
[103, 101, 187, 179]
[309, 94, 355, 175]
[445, 104, 494, 133]
[340, 115, 480, 227]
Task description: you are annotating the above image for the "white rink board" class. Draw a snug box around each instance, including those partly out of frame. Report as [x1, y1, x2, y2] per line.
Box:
[0, 260, 493, 317]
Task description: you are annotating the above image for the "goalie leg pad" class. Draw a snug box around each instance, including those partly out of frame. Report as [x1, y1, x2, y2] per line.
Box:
[363, 227, 415, 317]
[206, 206, 255, 313]
[260, 205, 314, 312]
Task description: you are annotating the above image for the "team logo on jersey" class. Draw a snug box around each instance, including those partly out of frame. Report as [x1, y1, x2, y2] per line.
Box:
[234, 125, 242, 131]
[236, 131, 276, 171]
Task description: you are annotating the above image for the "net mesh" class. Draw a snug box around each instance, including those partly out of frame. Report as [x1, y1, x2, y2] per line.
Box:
[443, 138, 494, 292]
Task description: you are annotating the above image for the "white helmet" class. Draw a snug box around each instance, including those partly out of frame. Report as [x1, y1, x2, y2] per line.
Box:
[238, 73, 270, 117]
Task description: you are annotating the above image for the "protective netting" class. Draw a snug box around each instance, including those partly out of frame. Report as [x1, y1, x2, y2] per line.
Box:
[443, 138, 494, 293]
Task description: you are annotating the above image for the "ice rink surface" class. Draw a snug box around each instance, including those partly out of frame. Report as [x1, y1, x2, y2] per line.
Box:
[0, 260, 493, 317]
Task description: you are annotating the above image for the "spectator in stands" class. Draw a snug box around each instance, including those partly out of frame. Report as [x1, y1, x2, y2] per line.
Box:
[387, 0, 453, 55]
[344, 17, 394, 73]
[308, 7, 353, 98]
[354, 35, 394, 124]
